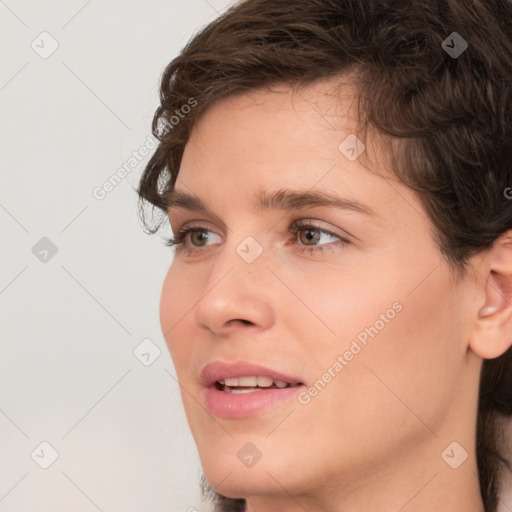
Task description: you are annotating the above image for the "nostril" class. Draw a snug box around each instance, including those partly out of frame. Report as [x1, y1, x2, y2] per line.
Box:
[229, 319, 253, 326]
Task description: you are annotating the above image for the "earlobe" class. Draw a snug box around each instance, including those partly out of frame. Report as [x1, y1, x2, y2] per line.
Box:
[469, 231, 512, 360]
[478, 270, 509, 319]
[478, 305, 498, 317]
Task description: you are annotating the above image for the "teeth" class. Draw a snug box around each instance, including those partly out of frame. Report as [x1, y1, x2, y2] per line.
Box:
[219, 376, 290, 388]
[238, 376, 258, 387]
[227, 388, 259, 394]
[225, 376, 257, 386]
[257, 376, 274, 387]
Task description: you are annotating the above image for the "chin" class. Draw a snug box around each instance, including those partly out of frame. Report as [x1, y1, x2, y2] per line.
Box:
[197, 441, 301, 499]
[201, 464, 282, 500]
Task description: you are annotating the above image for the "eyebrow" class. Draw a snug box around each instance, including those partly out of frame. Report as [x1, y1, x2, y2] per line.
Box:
[165, 188, 376, 217]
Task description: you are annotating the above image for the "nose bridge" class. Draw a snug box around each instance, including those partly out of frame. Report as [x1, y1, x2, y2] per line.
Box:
[210, 228, 269, 286]
[193, 232, 274, 333]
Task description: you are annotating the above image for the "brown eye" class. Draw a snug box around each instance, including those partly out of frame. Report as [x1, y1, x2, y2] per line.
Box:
[288, 220, 350, 255]
[294, 224, 341, 246]
[298, 227, 321, 245]
[164, 227, 221, 251]
[190, 230, 211, 246]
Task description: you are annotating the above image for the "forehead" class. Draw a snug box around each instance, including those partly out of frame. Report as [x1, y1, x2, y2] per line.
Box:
[182, 82, 366, 181]
[188, 78, 361, 151]
[174, 81, 423, 226]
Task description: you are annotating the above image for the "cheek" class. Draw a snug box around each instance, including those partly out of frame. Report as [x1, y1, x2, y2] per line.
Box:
[159, 266, 176, 344]
[291, 257, 464, 425]
[159, 264, 200, 367]
[319, 270, 463, 436]
[282, 261, 399, 351]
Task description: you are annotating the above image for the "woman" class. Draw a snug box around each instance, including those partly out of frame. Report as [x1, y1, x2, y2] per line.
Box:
[137, 1, 512, 510]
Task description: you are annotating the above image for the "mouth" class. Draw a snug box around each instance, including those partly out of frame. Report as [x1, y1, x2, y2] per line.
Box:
[200, 361, 306, 418]
[214, 375, 303, 394]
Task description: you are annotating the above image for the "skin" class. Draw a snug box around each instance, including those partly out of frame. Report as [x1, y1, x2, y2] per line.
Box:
[159, 79, 512, 512]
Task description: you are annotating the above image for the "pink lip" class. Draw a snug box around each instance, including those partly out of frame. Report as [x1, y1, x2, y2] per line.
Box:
[200, 360, 306, 418]
[200, 360, 303, 387]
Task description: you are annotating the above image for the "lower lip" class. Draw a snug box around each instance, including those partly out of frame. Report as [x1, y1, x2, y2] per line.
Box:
[204, 386, 304, 418]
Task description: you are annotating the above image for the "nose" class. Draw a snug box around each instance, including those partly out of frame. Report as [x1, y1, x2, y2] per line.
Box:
[194, 241, 275, 336]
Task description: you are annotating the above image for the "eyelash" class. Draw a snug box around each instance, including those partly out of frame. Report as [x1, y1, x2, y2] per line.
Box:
[163, 220, 349, 256]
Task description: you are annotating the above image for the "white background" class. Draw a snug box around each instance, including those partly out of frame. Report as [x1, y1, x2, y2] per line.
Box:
[0, 1, 235, 511]
[1, 1, 511, 511]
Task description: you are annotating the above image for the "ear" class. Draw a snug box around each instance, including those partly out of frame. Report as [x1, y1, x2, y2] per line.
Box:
[469, 230, 512, 359]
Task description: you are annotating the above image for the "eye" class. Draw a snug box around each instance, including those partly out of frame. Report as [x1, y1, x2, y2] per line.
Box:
[164, 226, 220, 252]
[288, 220, 349, 255]
[163, 219, 349, 256]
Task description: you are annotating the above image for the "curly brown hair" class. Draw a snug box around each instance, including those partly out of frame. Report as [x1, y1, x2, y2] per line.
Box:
[136, 1, 512, 510]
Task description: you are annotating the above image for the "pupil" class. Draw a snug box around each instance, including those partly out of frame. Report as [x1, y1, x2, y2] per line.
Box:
[192, 231, 208, 246]
[301, 228, 319, 245]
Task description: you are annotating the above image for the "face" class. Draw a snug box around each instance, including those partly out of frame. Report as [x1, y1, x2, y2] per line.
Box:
[159, 81, 481, 504]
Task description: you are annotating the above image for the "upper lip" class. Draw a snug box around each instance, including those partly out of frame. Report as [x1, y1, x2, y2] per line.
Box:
[200, 360, 304, 388]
